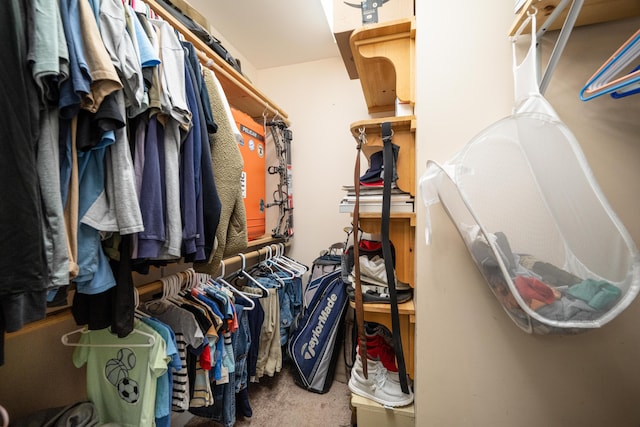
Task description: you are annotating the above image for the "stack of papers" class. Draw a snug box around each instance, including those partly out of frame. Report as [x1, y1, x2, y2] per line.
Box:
[338, 184, 414, 213]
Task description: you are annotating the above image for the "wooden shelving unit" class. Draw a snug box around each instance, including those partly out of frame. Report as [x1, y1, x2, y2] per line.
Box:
[347, 18, 417, 380]
[350, 299, 415, 378]
[349, 18, 416, 114]
[350, 116, 416, 197]
[357, 215, 415, 287]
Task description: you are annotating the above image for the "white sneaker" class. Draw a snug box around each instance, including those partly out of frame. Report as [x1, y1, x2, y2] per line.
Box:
[352, 352, 400, 384]
[349, 355, 414, 407]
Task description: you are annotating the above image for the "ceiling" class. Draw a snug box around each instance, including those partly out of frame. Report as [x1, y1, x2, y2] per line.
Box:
[186, 0, 341, 70]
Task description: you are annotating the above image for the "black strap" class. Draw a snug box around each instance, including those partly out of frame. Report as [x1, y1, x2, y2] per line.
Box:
[381, 121, 409, 394]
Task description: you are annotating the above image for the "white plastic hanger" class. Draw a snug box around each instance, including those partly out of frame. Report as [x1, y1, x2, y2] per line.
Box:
[144, 272, 179, 312]
[222, 280, 256, 310]
[165, 272, 187, 304]
[61, 325, 156, 348]
[0, 404, 8, 427]
[133, 287, 150, 319]
[258, 246, 287, 287]
[213, 261, 255, 310]
[580, 28, 640, 101]
[237, 253, 269, 297]
[277, 243, 308, 275]
[266, 245, 298, 279]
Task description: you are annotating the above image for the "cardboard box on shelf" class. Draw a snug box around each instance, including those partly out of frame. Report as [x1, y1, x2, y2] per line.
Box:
[333, 0, 414, 79]
[350, 393, 415, 427]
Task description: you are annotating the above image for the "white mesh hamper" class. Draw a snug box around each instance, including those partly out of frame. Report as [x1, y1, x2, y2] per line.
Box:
[420, 14, 640, 334]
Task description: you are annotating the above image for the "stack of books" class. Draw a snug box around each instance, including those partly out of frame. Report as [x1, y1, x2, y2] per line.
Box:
[338, 184, 414, 213]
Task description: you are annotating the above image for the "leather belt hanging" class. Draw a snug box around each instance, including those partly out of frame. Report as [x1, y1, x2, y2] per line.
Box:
[352, 127, 368, 378]
[380, 121, 409, 394]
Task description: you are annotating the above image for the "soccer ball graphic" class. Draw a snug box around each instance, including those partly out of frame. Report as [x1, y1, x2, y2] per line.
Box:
[117, 377, 140, 404]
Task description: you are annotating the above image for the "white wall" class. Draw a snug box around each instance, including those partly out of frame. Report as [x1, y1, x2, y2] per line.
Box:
[256, 57, 370, 266]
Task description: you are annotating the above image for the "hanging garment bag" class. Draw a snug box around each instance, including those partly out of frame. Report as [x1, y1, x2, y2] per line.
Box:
[419, 12, 640, 334]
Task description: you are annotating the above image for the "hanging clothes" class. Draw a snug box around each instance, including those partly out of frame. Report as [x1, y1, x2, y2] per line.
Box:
[194, 69, 247, 275]
[31, 0, 71, 295]
[0, 0, 48, 366]
[252, 281, 282, 379]
[138, 315, 182, 427]
[179, 45, 203, 262]
[141, 298, 204, 411]
[181, 40, 218, 264]
[2, 0, 256, 371]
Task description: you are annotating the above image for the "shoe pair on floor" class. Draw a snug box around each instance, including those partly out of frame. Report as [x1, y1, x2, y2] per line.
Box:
[350, 322, 413, 407]
[349, 354, 414, 407]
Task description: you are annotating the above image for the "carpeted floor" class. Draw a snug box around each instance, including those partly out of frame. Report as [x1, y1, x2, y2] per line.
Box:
[175, 362, 354, 427]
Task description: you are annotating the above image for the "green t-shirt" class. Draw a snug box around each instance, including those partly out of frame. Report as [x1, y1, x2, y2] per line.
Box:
[73, 320, 168, 426]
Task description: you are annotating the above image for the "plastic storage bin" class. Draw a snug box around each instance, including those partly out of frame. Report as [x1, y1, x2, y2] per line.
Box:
[231, 107, 266, 240]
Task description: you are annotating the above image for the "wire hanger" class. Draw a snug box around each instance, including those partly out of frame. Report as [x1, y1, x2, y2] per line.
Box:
[61, 325, 156, 348]
[262, 104, 270, 129]
[580, 28, 640, 101]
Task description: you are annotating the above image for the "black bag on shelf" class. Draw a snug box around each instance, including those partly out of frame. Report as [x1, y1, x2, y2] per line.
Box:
[153, 0, 243, 75]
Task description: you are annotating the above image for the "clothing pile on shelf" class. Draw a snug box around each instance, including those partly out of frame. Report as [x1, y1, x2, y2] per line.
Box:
[68, 262, 305, 427]
[0, 0, 251, 364]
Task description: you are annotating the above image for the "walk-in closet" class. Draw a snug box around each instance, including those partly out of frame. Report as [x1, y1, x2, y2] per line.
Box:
[2, 1, 640, 426]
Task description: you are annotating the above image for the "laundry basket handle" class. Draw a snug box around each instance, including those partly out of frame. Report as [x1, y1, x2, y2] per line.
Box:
[511, 9, 560, 118]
